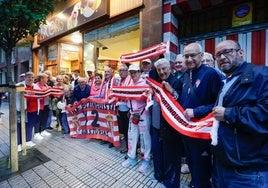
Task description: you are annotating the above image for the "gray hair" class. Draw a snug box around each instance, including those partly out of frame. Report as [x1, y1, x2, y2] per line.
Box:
[154, 58, 170, 68]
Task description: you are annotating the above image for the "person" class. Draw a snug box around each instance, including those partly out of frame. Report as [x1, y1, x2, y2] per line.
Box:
[117, 64, 131, 154]
[98, 66, 117, 99]
[121, 64, 151, 173]
[212, 40, 268, 188]
[71, 69, 80, 88]
[174, 54, 187, 80]
[72, 77, 90, 102]
[173, 54, 190, 175]
[202, 52, 225, 79]
[179, 42, 222, 188]
[201, 52, 215, 68]
[86, 69, 94, 86]
[57, 85, 73, 134]
[17, 72, 38, 151]
[52, 75, 67, 131]
[141, 58, 152, 78]
[44, 70, 55, 130]
[151, 58, 183, 187]
[90, 73, 102, 96]
[97, 66, 118, 147]
[34, 73, 51, 139]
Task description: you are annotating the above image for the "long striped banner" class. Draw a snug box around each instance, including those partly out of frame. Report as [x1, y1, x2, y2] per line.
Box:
[65, 97, 120, 147]
[146, 78, 213, 139]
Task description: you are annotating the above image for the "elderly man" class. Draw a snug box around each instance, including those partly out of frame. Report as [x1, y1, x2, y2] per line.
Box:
[212, 40, 268, 188]
[72, 77, 90, 102]
[141, 58, 153, 78]
[174, 54, 187, 80]
[99, 66, 117, 99]
[117, 64, 131, 154]
[179, 43, 222, 188]
[151, 58, 183, 187]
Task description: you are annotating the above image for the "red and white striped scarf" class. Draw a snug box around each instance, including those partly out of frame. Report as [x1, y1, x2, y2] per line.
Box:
[146, 77, 213, 139]
[24, 88, 63, 98]
[120, 42, 169, 63]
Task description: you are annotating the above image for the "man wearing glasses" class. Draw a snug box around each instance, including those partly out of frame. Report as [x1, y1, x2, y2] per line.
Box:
[212, 40, 268, 188]
[179, 42, 222, 188]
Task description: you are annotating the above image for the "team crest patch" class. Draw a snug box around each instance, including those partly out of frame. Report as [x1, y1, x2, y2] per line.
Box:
[195, 79, 201, 88]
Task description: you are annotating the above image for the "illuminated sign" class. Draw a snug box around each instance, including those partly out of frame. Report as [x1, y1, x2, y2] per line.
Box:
[38, 0, 108, 43]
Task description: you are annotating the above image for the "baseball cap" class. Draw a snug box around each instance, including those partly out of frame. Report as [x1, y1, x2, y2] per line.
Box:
[141, 59, 152, 64]
[128, 64, 140, 71]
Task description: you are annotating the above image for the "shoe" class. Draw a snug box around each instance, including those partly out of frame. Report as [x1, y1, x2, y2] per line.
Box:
[34, 133, 43, 140]
[124, 155, 128, 160]
[181, 164, 190, 174]
[122, 158, 137, 168]
[57, 126, 62, 132]
[108, 143, 114, 148]
[149, 174, 158, 183]
[26, 141, 36, 147]
[120, 148, 128, 154]
[46, 126, 53, 130]
[41, 130, 51, 137]
[17, 145, 22, 152]
[100, 140, 108, 145]
[138, 160, 150, 173]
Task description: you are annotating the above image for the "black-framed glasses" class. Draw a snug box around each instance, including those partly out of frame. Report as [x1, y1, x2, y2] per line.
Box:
[183, 52, 201, 59]
[215, 48, 240, 59]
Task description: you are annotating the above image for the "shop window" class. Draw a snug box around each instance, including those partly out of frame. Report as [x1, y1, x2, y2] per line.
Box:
[84, 15, 140, 74]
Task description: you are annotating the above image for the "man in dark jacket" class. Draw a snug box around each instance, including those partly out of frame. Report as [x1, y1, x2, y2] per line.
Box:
[179, 42, 222, 188]
[151, 58, 183, 187]
[212, 40, 268, 188]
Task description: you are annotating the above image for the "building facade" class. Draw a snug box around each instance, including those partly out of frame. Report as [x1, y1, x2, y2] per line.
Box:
[163, 0, 268, 66]
[33, 0, 162, 77]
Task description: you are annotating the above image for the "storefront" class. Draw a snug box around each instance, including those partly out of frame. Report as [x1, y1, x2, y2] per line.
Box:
[163, 0, 268, 66]
[33, 0, 162, 77]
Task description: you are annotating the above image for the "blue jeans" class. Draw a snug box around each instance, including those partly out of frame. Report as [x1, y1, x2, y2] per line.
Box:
[212, 160, 268, 188]
[46, 109, 53, 128]
[61, 112, 70, 133]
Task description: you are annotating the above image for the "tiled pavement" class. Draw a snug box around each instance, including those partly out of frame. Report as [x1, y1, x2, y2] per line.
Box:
[0, 102, 191, 187]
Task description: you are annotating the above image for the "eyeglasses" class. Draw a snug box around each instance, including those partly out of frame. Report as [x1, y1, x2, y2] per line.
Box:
[215, 48, 240, 59]
[183, 52, 201, 59]
[119, 69, 128, 72]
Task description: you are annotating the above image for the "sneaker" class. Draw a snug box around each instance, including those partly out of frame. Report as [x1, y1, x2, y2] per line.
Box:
[57, 126, 62, 132]
[122, 158, 137, 168]
[41, 130, 51, 137]
[181, 164, 190, 174]
[17, 145, 22, 152]
[34, 133, 43, 140]
[138, 160, 150, 173]
[26, 141, 36, 147]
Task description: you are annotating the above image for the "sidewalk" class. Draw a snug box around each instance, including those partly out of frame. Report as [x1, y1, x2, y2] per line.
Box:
[0, 102, 191, 187]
